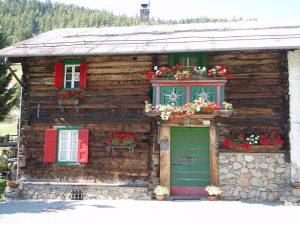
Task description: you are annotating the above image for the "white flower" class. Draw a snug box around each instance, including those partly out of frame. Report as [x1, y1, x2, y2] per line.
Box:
[154, 185, 169, 196]
[205, 185, 222, 196]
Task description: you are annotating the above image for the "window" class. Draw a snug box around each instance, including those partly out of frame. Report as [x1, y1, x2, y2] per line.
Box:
[168, 53, 208, 68]
[58, 130, 78, 162]
[44, 126, 89, 164]
[54, 59, 87, 89]
[178, 56, 197, 69]
[64, 65, 80, 88]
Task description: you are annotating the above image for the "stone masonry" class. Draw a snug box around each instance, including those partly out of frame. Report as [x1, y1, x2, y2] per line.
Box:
[219, 153, 290, 201]
[21, 182, 151, 200]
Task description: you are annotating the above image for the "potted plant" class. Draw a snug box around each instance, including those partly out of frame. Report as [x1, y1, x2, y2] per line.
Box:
[6, 180, 17, 188]
[205, 185, 222, 201]
[154, 185, 169, 200]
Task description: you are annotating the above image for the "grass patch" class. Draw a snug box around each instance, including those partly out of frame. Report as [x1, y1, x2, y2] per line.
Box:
[0, 122, 17, 136]
[0, 179, 6, 195]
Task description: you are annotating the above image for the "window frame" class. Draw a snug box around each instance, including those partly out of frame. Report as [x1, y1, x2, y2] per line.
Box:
[64, 64, 81, 89]
[58, 129, 79, 162]
[168, 52, 208, 68]
[59, 58, 85, 91]
[54, 125, 84, 165]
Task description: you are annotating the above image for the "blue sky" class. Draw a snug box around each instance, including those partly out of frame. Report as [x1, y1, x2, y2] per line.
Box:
[46, 0, 300, 21]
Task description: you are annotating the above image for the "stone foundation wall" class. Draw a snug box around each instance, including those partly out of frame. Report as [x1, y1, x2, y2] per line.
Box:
[219, 153, 291, 201]
[21, 182, 151, 200]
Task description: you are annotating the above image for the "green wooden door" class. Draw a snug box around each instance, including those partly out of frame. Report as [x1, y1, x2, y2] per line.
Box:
[170, 127, 210, 196]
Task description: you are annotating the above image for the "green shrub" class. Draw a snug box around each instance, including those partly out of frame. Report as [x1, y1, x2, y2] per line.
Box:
[0, 179, 6, 195]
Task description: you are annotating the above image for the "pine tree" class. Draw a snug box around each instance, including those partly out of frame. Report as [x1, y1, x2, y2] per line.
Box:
[0, 31, 18, 122]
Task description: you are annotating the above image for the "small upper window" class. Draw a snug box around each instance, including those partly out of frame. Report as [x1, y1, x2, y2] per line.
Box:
[178, 56, 198, 69]
[54, 59, 87, 89]
[64, 65, 80, 88]
[168, 53, 208, 69]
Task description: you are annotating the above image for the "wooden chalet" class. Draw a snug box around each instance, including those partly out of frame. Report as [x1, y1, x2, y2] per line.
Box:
[1, 20, 300, 201]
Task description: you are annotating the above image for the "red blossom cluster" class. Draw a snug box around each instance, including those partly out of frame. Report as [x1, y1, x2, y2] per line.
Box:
[207, 65, 231, 79]
[106, 130, 139, 147]
[223, 131, 284, 151]
[146, 64, 231, 80]
[259, 132, 284, 146]
[223, 134, 250, 151]
[146, 64, 206, 80]
[59, 90, 85, 99]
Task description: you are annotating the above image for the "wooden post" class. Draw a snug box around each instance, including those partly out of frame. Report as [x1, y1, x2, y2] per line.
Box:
[159, 125, 170, 189]
[210, 124, 218, 186]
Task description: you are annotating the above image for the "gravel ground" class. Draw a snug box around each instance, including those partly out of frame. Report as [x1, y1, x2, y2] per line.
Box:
[0, 200, 299, 225]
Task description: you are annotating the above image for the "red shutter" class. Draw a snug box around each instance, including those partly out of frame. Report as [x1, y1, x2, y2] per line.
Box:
[78, 129, 89, 163]
[79, 62, 87, 88]
[44, 129, 57, 163]
[54, 62, 64, 88]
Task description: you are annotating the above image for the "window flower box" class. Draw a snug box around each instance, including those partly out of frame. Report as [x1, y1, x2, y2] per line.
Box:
[58, 89, 85, 111]
[223, 131, 284, 152]
[105, 130, 140, 153]
[145, 98, 233, 121]
[106, 146, 135, 153]
[58, 98, 79, 106]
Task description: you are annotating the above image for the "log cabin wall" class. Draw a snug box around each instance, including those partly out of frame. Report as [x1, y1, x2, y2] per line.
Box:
[21, 55, 157, 182]
[209, 50, 289, 153]
[19, 50, 289, 183]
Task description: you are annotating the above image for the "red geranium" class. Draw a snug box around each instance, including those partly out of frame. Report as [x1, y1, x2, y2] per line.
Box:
[224, 130, 284, 151]
[106, 130, 140, 147]
[59, 89, 85, 100]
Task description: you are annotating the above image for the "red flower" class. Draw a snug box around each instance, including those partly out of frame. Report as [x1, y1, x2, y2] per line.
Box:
[223, 139, 231, 148]
[106, 139, 112, 143]
[146, 71, 155, 80]
[226, 74, 231, 79]
[171, 115, 177, 121]
[240, 143, 250, 149]
[238, 134, 244, 138]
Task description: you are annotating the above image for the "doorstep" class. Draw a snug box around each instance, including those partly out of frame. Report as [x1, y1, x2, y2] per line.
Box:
[168, 195, 203, 201]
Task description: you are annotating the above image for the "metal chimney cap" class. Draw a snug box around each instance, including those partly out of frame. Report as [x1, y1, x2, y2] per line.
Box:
[140, 1, 150, 8]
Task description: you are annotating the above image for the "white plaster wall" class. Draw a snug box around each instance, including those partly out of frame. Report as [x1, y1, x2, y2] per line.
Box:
[288, 50, 300, 182]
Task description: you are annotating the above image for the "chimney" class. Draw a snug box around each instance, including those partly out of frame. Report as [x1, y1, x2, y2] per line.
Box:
[140, 1, 150, 25]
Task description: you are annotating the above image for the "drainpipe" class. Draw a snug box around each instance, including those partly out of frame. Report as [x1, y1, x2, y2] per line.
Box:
[3, 57, 24, 183]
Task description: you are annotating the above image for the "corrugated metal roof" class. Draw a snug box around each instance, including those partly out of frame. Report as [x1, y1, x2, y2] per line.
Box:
[1, 21, 300, 58]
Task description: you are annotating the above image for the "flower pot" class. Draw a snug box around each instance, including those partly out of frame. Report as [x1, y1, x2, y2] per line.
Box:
[207, 195, 219, 201]
[247, 145, 278, 153]
[59, 98, 79, 106]
[155, 195, 167, 201]
[212, 110, 233, 118]
[7, 180, 17, 188]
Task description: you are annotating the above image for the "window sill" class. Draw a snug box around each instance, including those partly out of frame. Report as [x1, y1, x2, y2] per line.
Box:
[55, 162, 82, 166]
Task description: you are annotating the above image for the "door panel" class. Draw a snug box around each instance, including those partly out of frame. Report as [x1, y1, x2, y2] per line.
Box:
[170, 127, 210, 196]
